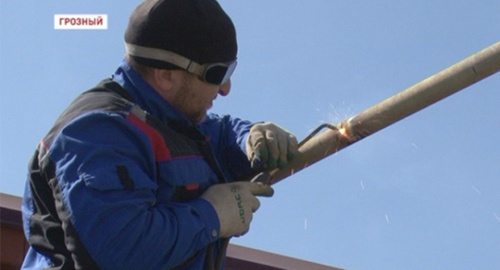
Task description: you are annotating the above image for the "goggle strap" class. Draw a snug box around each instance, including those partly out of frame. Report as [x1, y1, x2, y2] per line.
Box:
[125, 42, 205, 76]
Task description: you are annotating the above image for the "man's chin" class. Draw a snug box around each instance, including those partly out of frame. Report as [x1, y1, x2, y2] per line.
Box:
[191, 113, 207, 125]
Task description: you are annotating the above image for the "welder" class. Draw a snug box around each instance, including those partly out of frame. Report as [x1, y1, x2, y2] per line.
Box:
[21, 0, 298, 269]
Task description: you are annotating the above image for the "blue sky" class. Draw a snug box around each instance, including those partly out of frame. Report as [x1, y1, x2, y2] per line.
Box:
[1, 1, 499, 269]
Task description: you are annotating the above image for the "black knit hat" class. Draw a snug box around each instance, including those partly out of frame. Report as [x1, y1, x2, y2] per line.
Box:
[125, 0, 237, 69]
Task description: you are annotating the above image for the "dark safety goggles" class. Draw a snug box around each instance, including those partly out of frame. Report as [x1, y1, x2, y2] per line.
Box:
[125, 43, 237, 85]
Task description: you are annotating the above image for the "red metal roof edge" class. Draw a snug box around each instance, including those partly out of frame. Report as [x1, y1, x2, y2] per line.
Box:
[0, 192, 22, 211]
[1, 192, 345, 270]
[227, 243, 344, 270]
[0, 192, 24, 227]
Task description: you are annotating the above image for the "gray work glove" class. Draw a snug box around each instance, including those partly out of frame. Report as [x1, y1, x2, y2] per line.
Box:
[201, 182, 274, 238]
[246, 122, 298, 170]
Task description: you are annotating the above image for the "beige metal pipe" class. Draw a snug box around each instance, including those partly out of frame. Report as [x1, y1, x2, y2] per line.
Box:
[255, 41, 500, 185]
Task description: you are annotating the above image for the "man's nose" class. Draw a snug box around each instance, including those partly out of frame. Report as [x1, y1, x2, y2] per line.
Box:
[218, 79, 231, 96]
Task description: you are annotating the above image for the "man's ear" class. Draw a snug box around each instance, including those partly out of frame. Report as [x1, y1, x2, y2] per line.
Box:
[151, 69, 174, 92]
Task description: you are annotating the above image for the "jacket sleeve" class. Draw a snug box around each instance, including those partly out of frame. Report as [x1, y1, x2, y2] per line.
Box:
[48, 111, 220, 270]
[200, 114, 256, 182]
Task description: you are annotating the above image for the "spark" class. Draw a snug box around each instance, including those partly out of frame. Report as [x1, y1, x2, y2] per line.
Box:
[385, 214, 390, 223]
[339, 127, 347, 136]
[471, 185, 482, 195]
[337, 125, 356, 142]
[360, 180, 365, 190]
[494, 213, 500, 223]
[338, 127, 352, 141]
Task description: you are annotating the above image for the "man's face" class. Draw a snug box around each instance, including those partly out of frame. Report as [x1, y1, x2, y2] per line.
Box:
[172, 72, 231, 124]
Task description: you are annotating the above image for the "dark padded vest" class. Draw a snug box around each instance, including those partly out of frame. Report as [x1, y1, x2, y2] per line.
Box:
[27, 79, 227, 269]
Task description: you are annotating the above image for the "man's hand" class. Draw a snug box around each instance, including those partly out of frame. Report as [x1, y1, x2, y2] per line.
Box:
[201, 182, 274, 238]
[246, 122, 298, 170]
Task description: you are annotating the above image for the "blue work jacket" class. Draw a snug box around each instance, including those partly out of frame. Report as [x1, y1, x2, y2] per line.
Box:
[21, 60, 255, 269]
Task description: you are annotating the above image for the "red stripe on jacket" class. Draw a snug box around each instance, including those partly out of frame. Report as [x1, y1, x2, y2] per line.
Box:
[127, 113, 171, 162]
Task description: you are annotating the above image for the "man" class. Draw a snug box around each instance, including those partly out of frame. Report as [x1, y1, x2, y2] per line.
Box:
[22, 0, 298, 269]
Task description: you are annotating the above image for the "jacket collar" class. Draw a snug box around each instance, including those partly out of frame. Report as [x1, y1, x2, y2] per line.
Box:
[112, 59, 195, 128]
